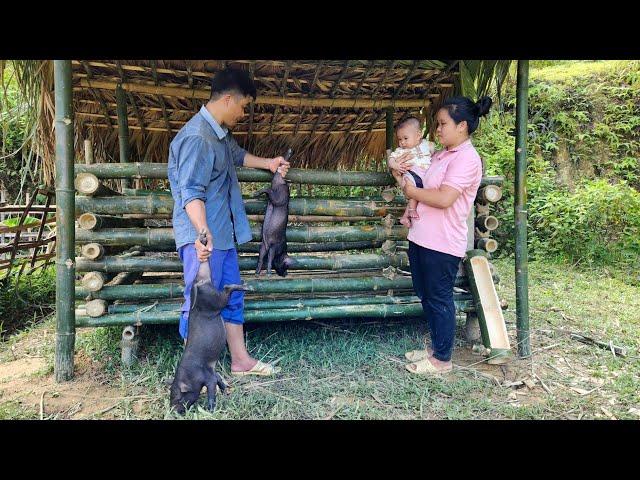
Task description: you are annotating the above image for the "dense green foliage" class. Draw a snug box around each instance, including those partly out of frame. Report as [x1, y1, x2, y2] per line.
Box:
[0, 64, 40, 202]
[0, 266, 56, 338]
[473, 61, 640, 271]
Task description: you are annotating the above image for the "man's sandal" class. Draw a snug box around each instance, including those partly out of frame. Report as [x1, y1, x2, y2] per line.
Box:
[405, 358, 452, 375]
[230, 360, 281, 377]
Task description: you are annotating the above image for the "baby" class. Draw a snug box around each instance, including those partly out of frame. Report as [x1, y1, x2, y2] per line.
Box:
[388, 117, 435, 227]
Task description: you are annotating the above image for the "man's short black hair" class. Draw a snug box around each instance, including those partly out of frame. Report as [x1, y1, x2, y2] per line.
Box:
[210, 67, 257, 101]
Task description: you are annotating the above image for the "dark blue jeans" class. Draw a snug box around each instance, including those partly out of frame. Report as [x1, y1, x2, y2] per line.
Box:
[407, 241, 462, 362]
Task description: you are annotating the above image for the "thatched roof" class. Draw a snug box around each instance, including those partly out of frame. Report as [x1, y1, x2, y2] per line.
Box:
[5, 60, 483, 185]
[72, 60, 458, 168]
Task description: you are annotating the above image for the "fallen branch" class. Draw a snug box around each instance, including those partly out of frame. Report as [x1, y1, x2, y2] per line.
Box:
[533, 373, 553, 395]
[569, 333, 627, 358]
[39, 391, 46, 420]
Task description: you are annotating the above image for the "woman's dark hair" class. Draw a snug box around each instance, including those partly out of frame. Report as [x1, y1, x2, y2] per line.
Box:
[440, 96, 492, 134]
[210, 67, 257, 101]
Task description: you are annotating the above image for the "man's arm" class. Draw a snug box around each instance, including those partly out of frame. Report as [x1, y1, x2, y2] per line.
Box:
[176, 136, 214, 260]
[243, 152, 290, 175]
[184, 199, 212, 260]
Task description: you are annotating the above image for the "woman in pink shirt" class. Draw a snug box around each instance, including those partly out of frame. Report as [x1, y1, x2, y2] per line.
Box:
[388, 96, 492, 374]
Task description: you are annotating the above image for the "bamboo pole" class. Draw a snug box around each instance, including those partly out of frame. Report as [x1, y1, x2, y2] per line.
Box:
[84, 139, 93, 165]
[54, 60, 75, 382]
[76, 78, 432, 109]
[476, 238, 498, 253]
[75, 275, 486, 301]
[76, 304, 420, 325]
[77, 240, 383, 255]
[85, 299, 108, 318]
[80, 243, 105, 260]
[386, 107, 395, 150]
[76, 194, 406, 217]
[115, 84, 131, 189]
[77, 213, 144, 231]
[515, 60, 531, 358]
[463, 250, 511, 363]
[74, 173, 120, 197]
[75, 163, 504, 188]
[120, 188, 406, 203]
[477, 185, 503, 203]
[247, 214, 374, 223]
[107, 294, 426, 313]
[237, 241, 383, 253]
[75, 252, 410, 273]
[121, 188, 171, 196]
[75, 225, 408, 247]
[78, 297, 474, 326]
[81, 271, 112, 292]
[475, 215, 499, 232]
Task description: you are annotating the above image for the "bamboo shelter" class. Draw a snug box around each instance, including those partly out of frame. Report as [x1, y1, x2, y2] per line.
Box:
[21, 59, 529, 381]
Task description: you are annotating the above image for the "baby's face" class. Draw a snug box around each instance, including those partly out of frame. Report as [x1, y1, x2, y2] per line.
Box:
[396, 125, 423, 149]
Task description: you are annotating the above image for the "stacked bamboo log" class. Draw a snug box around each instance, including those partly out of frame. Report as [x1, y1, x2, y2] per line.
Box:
[73, 162, 502, 327]
[473, 177, 503, 255]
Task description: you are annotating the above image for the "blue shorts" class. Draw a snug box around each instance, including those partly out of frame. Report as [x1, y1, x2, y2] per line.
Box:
[178, 244, 245, 340]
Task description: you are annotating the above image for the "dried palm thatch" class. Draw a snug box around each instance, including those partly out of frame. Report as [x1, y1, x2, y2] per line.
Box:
[1, 59, 513, 186]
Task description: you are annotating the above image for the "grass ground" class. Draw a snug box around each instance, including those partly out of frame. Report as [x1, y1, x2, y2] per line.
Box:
[0, 257, 638, 420]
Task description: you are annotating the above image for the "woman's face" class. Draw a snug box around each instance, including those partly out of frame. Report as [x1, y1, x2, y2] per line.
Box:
[436, 108, 467, 148]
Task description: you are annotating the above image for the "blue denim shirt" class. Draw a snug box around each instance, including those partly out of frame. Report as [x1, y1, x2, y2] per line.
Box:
[168, 105, 252, 251]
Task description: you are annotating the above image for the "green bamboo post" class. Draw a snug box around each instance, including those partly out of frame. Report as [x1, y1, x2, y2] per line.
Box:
[75, 225, 408, 247]
[77, 297, 475, 327]
[115, 84, 131, 189]
[77, 213, 144, 230]
[386, 107, 395, 150]
[106, 295, 476, 314]
[54, 60, 75, 382]
[75, 252, 411, 273]
[75, 275, 488, 301]
[515, 60, 531, 358]
[76, 195, 406, 217]
[108, 294, 424, 313]
[76, 163, 504, 188]
[238, 241, 383, 253]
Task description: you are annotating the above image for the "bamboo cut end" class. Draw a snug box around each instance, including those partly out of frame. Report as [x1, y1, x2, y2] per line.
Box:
[479, 185, 503, 203]
[86, 299, 108, 317]
[81, 243, 105, 260]
[75, 173, 100, 195]
[78, 213, 98, 230]
[82, 272, 106, 292]
[477, 238, 498, 253]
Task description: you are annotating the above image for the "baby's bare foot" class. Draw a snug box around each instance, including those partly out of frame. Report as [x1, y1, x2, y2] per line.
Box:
[400, 215, 412, 227]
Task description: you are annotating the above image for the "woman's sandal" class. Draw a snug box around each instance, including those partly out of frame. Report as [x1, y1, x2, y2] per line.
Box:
[405, 358, 453, 375]
[404, 349, 432, 362]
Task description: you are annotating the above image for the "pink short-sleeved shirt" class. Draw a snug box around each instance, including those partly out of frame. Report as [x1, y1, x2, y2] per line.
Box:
[406, 139, 482, 258]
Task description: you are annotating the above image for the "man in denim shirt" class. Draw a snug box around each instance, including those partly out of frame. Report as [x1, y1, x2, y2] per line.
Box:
[168, 68, 290, 376]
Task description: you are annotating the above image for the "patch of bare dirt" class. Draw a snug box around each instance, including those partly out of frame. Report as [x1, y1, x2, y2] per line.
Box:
[0, 344, 145, 419]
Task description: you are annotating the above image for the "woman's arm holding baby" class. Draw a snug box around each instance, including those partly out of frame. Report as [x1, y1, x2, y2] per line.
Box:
[387, 151, 414, 174]
[403, 183, 461, 209]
